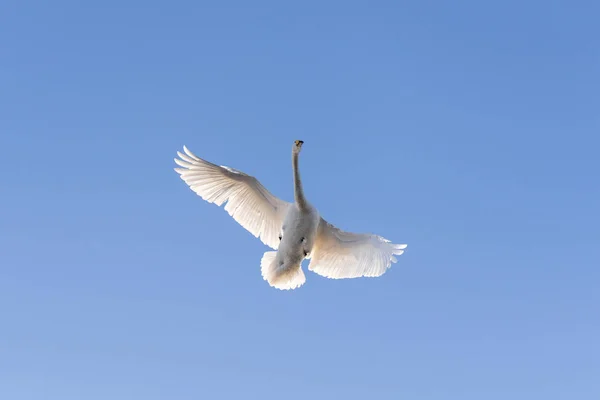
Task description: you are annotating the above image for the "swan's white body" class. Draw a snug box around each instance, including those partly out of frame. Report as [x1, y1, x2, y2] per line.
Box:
[174, 140, 407, 290]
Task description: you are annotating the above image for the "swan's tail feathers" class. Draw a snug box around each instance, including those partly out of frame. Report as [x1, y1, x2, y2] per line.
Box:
[260, 251, 306, 291]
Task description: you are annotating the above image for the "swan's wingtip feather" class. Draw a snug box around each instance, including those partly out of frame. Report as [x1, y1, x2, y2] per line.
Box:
[183, 145, 199, 160]
[174, 158, 191, 168]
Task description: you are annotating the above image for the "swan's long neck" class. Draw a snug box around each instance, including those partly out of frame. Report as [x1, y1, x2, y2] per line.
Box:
[292, 151, 307, 209]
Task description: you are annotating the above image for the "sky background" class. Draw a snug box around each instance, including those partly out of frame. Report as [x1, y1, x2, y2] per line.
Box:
[1, 1, 599, 399]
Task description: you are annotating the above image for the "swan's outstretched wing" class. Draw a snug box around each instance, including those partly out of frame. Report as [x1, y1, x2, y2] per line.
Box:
[174, 146, 291, 250]
[308, 218, 407, 279]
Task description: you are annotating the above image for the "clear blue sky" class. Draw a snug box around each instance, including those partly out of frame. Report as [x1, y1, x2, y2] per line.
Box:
[1, 1, 598, 399]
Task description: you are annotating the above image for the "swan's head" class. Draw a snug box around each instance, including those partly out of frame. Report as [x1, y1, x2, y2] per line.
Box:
[293, 140, 304, 153]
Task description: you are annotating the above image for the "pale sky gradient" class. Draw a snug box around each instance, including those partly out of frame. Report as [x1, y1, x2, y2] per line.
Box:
[1, 1, 599, 399]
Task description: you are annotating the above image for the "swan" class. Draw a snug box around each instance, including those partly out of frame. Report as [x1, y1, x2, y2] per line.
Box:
[174, 140, 407, 290]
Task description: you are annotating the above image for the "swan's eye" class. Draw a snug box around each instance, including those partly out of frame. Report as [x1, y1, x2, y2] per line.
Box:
[279, 234, 282, 241]
[300, 237, 306, 243]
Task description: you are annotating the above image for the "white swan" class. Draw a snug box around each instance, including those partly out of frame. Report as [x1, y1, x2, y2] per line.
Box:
[174, 140, 407, 290]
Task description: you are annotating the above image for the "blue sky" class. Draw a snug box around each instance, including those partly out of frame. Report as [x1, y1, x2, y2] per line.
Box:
[1, 0, 598, 399]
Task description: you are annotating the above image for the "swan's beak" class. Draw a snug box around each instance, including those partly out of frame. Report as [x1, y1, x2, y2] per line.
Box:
[295, 140, 304, 147]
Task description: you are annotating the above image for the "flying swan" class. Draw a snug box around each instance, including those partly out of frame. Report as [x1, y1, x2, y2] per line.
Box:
[174, 140, 407, 290]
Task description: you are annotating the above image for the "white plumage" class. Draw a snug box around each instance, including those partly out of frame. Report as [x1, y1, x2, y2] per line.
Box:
[174, 141, 407, 290]
[174, 146, 290, 250]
